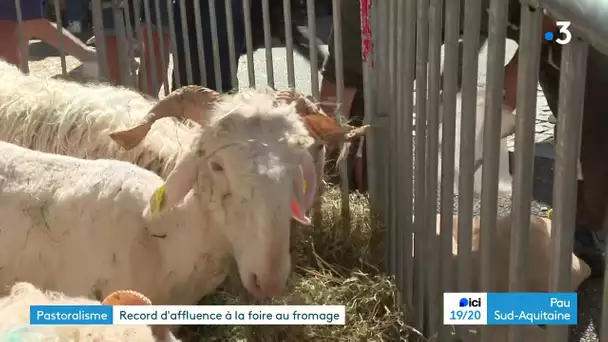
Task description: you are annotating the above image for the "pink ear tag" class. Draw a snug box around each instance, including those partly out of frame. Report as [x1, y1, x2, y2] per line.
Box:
[291, 199, 311, 225]
[291, 165, 311, 225]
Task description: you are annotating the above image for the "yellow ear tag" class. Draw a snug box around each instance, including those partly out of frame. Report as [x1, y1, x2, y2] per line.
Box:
[300, 165, 306, 195]
[547, 208, 553, 220]
[149, 184, 167, 218]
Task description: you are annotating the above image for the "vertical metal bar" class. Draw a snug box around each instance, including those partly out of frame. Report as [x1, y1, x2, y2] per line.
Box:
[91, 0, 109, 79]
[307, 0, 319, 98]
[178, 0, 194, 85]
[243, 0, 256, 87]
[282, 0, 296, 88]
[426, 0, 443, 335]
[601, 221, 608, 341]
[166, 0, 181, 89]
[153, 0, 169, 95]
[225, 0, 239, 89]
[261, 0, 274, 88]
[478, 0, 509, 340]
[123, 0, 138, 86]
[208, 0, 223, 91]
[546, 37, 588, 342]
[134, 0, 149, 89]
[112, 0, 131, 86]
[143, 0, 159, 93]
[506, 6, 542, 342]
[386, 0, 398, 288]
[457, 0, 482, 293]
[391, 0, 404, 289]
[399, 0, 417, 310]
[414, 0, 429, 331]
[373, 0, 390, 249]
[14, 0, 29, 73]
[192, 0, 208, 87]
[331, 0, 350, 230]
[52, 0, 67, 77]
[361, 0, 378, 219]
[440, 0, 461, 299]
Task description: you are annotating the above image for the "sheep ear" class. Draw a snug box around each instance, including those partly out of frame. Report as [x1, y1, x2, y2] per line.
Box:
[143, 154, 199, 219]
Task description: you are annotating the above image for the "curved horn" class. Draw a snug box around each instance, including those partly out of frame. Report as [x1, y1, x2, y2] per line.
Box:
[274, 90, 321, 117]
[101, 290, 153, 305]
[110, 85, 220, 150]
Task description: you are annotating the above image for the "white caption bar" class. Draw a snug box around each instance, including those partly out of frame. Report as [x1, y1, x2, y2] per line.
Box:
[113, 305, 346, 325]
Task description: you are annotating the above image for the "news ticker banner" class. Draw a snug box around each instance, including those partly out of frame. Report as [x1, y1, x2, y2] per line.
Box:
[443, 292, 577, 326]
[29, 305, 345, 325]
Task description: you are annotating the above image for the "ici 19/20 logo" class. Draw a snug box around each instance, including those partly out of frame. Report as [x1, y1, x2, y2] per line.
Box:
[459, 297, 482, 307]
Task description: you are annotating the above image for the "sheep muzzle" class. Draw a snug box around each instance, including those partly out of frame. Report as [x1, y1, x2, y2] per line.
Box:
[109, 86, 220, 150]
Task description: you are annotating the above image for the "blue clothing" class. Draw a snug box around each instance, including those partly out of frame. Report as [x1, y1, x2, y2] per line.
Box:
[100, 0, 169, 36]
[0, 0, 44, 21]
[66, 0, 85, 23]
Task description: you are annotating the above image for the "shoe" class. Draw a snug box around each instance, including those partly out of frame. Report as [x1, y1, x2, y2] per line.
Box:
[67, 21, 82, 34]
[573, 225, 606, 278]
[548, 114, 557, 124]
[81, 60, 99, 80]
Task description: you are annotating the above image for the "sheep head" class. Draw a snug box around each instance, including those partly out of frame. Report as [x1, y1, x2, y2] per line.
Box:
[110, 90, 318, 299]
[102, 290, 176, 341]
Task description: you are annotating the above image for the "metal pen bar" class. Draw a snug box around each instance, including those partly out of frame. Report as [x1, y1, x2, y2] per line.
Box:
[282, 0, 296, 88]
[178, 0, 194, 85]
[261, 0, 274, 88]
[478, 1, 509, 341]
[52, 0, 67, 77]
[546, 37, 588, 342]
[166, 0, 181, 89]
[506, 5, 542, 342]
[143, 0, 159, 93]
[414, 0, 429, 331]
[91, 0, 109, 79]
[225, 0, 239, 89]
[426, 0, 444, 335]
[243, 0, 256, 87]
[112, 0, 131, 86]
[123, 0, 137, 86]
[307, 0, 319, 98]
[153, 0, 169, 95]
[208, 0, 223, 91]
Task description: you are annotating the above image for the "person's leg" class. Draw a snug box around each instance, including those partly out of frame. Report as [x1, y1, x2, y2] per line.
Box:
[138, 0, 170, 97]
[66, 0, 85, 33]
[0, 21, 22, 66]
[320, 0, 367, 191]
[23, 19, 96, 62]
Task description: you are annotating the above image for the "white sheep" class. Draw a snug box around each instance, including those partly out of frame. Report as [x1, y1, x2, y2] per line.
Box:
[0, 60, 366, 192]
[0, 282, 179, 342]
[0, 90, 319, 305]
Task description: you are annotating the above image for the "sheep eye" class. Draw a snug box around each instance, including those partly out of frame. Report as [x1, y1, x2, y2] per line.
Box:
[210, 161, 224, 172]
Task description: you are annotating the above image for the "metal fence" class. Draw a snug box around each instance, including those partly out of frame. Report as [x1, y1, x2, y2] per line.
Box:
[8, 0, 608, 341]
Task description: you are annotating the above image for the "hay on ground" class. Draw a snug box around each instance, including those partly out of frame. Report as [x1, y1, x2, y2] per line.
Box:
[179, 187, 415, 341]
